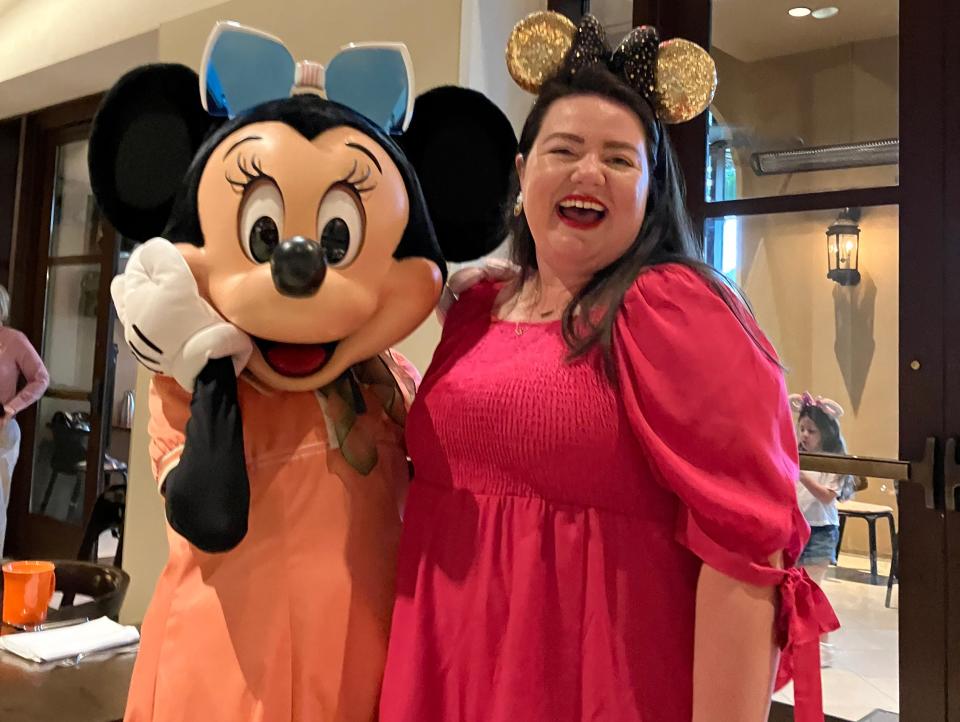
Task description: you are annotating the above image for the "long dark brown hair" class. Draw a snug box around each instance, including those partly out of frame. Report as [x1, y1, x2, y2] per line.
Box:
[506, 64, 770, 376]
[799, 405, 847, 455]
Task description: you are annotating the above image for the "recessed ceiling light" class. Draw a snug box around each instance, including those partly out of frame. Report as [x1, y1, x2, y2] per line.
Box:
[812, 6, 839, 18]
[788, 7, 812, 17]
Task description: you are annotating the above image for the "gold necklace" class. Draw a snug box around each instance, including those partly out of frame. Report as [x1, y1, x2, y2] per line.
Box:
[514, 308, 559, 336]
[507, 279, 566, 337]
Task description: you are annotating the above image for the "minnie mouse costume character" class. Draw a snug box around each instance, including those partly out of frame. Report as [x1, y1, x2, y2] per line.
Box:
[89, 22, 516, 722]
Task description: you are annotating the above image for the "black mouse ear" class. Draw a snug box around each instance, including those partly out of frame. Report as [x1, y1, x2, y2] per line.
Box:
[88, 64, 216, 242]
[398, 87, 517, 263]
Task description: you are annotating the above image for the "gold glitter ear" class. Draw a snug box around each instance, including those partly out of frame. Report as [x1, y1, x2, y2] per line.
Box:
[506, 11, 577, 94]
[654, 39, 718, 124]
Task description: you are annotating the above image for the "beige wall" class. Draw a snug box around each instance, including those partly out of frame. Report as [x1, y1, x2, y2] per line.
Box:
[713, 36, 898, 200]
[459, 0, 544, 134]
[119, 367, 169, 625]
[0, 32, 160, 120]
[717, 38, 900, 557]
[0, 0, 224, 84]
[157, 0, 460, 99]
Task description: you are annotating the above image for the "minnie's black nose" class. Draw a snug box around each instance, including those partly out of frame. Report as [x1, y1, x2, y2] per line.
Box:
[270, 236, 326, 297]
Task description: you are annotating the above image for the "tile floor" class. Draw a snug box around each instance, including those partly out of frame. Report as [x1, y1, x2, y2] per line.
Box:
[774, 552, 898, 721]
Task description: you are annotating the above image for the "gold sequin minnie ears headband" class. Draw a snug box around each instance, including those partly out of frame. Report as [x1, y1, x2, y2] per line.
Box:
[505, 11, 718, 125]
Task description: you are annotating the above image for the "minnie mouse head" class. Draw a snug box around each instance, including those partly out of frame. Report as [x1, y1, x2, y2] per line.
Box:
[89, 22, 517, 392]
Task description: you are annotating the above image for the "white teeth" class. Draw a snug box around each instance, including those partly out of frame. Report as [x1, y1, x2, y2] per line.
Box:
[559, 199, 606, 212]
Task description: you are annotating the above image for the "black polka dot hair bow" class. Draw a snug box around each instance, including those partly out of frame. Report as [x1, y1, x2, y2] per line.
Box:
[566, 15, 660, 106]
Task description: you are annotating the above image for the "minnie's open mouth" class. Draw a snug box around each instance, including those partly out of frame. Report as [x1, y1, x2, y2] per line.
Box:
[556, 194, 608, 229]
[253, 338, 339, 377]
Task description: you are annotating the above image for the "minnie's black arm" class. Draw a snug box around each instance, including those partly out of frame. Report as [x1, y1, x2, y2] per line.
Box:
[163, 357, 250, 553]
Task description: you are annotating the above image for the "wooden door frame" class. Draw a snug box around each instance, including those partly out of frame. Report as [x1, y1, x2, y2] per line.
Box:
[4, 92, 116, 559]
[548, 0, 589, 20]
[940, 0, 960, 714]
[0, 117, 22, 288]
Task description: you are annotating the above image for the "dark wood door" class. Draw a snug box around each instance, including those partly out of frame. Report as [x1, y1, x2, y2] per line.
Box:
[941, 0, 960, 718]
[5, 95, 118, 559]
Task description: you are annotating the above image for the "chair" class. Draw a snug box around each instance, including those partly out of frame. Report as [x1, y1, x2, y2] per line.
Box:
[885, 537, 899, 609]
[77, 480, 127, 568]
[836, 500, 898, 607]
[0, 560, 129, 622]
[38, 411, 128, 518]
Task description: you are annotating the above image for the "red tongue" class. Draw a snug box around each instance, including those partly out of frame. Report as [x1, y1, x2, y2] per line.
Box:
[265, 343, 330, 376]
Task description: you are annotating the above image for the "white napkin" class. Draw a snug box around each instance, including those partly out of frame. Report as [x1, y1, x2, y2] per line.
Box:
[0, 616, 139, 663]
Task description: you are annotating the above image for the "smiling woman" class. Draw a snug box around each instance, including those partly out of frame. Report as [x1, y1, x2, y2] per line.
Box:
[501, 62, 703, 366]
[514, 96, 653, 294]
[378, 12, 838, 722]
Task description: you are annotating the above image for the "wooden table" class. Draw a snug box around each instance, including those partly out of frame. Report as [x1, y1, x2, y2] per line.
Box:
[0, 623, 133, 722]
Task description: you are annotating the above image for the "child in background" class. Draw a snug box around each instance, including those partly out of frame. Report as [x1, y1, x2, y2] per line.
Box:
[791, 392, 853, 667]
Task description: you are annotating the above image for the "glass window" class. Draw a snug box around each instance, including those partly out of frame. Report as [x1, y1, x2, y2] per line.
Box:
[49, 140, 99, 256]
[707, 205, 900, 720]
[707, 0, 898, 201]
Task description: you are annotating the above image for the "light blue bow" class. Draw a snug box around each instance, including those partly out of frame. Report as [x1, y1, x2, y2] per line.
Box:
[199, 21, 414, 134]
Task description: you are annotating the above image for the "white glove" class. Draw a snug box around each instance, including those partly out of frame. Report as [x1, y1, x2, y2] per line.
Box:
[437, 259, 519, 325]
[112, 238, 253, 392]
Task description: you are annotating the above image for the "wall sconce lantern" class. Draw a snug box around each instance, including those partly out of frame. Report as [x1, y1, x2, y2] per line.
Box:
[826, 207, 861, 286]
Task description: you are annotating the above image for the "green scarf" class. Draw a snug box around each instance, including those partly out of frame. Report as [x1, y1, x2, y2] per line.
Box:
[318, 355, 410, 475]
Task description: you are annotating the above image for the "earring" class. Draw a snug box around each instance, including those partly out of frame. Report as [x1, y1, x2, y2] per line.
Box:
[513, 191, 524, 217]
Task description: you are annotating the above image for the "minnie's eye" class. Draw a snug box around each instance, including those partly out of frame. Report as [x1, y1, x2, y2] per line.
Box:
[239, 181, 284, 263]
[317, 186, 364, 268]
[248, 217, 280, 262]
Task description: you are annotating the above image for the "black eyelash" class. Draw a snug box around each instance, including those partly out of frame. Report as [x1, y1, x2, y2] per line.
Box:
[226, 154, 273, 193]
[338, 159, 377, 196]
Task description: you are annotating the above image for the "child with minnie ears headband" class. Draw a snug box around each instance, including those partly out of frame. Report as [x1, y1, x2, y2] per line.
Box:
[791, 392, 855, 668]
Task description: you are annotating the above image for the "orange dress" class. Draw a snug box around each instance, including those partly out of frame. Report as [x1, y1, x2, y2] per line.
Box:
[124, 355, 415, 722]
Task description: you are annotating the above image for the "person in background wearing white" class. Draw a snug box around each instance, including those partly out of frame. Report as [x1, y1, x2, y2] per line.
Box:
[0, 284, 50, 555]
[791, 392, 853, 668]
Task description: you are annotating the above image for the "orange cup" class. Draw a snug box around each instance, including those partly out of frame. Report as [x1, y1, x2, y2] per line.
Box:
[2, 561, 56, 626]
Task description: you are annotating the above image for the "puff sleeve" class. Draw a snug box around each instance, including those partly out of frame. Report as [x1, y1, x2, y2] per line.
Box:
[614, 264, 838, 721]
